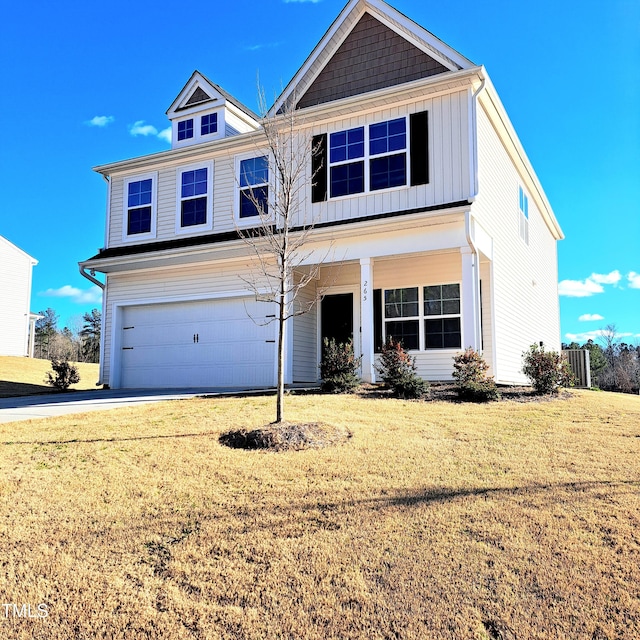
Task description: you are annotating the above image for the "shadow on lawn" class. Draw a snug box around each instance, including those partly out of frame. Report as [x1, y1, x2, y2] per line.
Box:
[0, 380, 54, 398]
[1, 431, 218, 446]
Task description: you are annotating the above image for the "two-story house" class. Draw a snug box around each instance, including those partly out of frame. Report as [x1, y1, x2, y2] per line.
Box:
[80, 0, 563, 390]
[0, 235, 39, 358]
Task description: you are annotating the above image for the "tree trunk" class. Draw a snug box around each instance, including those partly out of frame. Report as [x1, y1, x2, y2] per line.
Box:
[275, 267, 286, 424]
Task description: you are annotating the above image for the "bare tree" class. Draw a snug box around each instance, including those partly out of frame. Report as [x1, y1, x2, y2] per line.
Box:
[237, 90, 333, 423]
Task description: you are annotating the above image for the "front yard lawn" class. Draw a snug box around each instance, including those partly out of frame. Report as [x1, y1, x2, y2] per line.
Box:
[1, 390, 639, 638]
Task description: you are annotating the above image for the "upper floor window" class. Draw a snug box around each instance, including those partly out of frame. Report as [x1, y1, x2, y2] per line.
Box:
[176, 162, 213, 233]
[369, 118, 407, 191]
[239, 156, 268, 219]
[518, 186, 529, 244]
[201, 113, 218, 136]
[123, 173, 157, 240]
[312, 111, 428, 204]
[177, 119, 194, 141]
[328, 117, 407, 198]
[382, 283, 461, 351]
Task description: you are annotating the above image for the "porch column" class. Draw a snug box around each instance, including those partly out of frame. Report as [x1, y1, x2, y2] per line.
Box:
[360, 258, 375, 383]
[461, 247, 480, 350]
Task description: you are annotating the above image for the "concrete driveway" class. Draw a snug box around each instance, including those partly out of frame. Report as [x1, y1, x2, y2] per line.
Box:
[0, 388, 259, 424]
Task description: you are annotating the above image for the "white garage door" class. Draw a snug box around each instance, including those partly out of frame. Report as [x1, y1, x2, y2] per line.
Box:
[119, 298, 276, 388]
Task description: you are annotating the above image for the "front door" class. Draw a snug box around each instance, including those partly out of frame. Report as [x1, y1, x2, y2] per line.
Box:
[321, 293, 354, 350]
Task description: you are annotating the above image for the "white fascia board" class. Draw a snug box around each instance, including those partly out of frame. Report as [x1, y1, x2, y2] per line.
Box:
[270, 0, 473, 116]
[365, 0, 474, 70]
[166, 71, 221, 117]
[92, 128, 266, 177]
[477, 69, 564, 240]
[81, 206, 470, 274]
[287, 67, 481, 132]
[0, 235, 37, 264]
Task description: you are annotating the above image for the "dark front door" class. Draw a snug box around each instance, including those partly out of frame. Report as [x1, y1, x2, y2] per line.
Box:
[321, 293, 354, 349]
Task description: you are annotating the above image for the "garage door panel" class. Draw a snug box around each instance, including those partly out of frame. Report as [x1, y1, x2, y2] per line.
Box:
[120, 298, 276, 388]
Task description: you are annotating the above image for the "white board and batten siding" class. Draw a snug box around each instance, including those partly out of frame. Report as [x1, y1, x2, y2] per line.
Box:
[304, 89, 472, 229]
[106, 88, 473, 251]
[103, 261, 277, 389]
[292, 279, 319, 383]
[473, 105, 561, 384]
[0, 236, 36, 357]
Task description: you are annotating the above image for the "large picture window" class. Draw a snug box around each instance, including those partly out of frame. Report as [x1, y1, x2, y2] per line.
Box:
[239, 156, 268, 219]
[382, 283, 461, 351]
[328, 117, 407, 198]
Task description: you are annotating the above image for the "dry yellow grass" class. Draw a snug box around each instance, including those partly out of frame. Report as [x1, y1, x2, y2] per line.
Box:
[0, 356, 100, 397]
[0, 390, 639, 639]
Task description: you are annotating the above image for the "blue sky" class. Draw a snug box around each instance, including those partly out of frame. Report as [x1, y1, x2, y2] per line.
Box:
[1, 0, 638, 344]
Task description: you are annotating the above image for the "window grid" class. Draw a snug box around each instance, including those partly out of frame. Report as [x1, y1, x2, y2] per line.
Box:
[177, 119, 194, 141]
[126, 179, 153, 235]
[328, 117, 407, 198]
[382, 284, 461, 351]
[180, 168, 208, 227]
[201, 113, 218, 136]
[239, 156, 268, 219]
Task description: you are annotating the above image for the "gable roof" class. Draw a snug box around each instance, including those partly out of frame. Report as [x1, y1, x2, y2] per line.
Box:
[271, 0, 474, 114]
[166, 70, 260, 122]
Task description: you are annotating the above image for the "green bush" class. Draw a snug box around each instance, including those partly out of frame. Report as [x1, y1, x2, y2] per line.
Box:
[522, 343, 575, 395]
[320, 338, 361, 393]
[375, 338, 429, 399]
[452, 348, 500, 402]
[45, 357, 80, 391]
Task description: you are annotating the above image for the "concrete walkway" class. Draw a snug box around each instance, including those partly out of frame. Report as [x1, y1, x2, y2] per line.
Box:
[0, 387, 264, 424]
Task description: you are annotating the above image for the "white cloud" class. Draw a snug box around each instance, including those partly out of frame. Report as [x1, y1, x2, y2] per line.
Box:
[157, 127, 172, 144]
[558, 270, 624, 297]
[578, 313, 604, 322]
[565, 329, 635, 343]
[558, 278, 604, 297]
[627, 271, 640, 289]
[86, 115, 114, 127]
[590, 270, 621, 286]
[129, 120, 158, 137]
[41, 285, 103, 305]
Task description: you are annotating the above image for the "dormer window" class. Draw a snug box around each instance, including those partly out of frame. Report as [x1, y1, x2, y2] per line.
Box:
[177, 119, 194, 141]
[201, 113, 218, 136]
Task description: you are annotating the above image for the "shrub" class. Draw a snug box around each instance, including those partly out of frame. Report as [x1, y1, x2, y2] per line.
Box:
[45, 357, 80, 391]
[375, 338, 429, 399]
[452, 348, 500, 402]
[320, 338, 361, 393]
[522, 343, 575, 395]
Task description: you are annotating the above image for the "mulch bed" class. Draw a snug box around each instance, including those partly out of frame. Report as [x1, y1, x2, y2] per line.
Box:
[355, 382, 573, 403]
[219, 421, 352, 452]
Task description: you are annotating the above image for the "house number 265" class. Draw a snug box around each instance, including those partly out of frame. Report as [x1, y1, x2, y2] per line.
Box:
[362, 280, 368, 302]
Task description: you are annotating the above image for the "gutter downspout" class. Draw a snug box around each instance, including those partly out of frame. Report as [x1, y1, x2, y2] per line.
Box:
[465, 74, 486, 351]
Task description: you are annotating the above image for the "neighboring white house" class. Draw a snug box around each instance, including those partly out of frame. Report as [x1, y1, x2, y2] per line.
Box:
[0, 235, 39, 357]
[80, 0, 563, 390]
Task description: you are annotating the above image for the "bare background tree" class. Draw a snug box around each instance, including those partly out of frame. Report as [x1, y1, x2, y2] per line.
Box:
[34, 308, 101, 363]
[237, 90, 333, 423]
